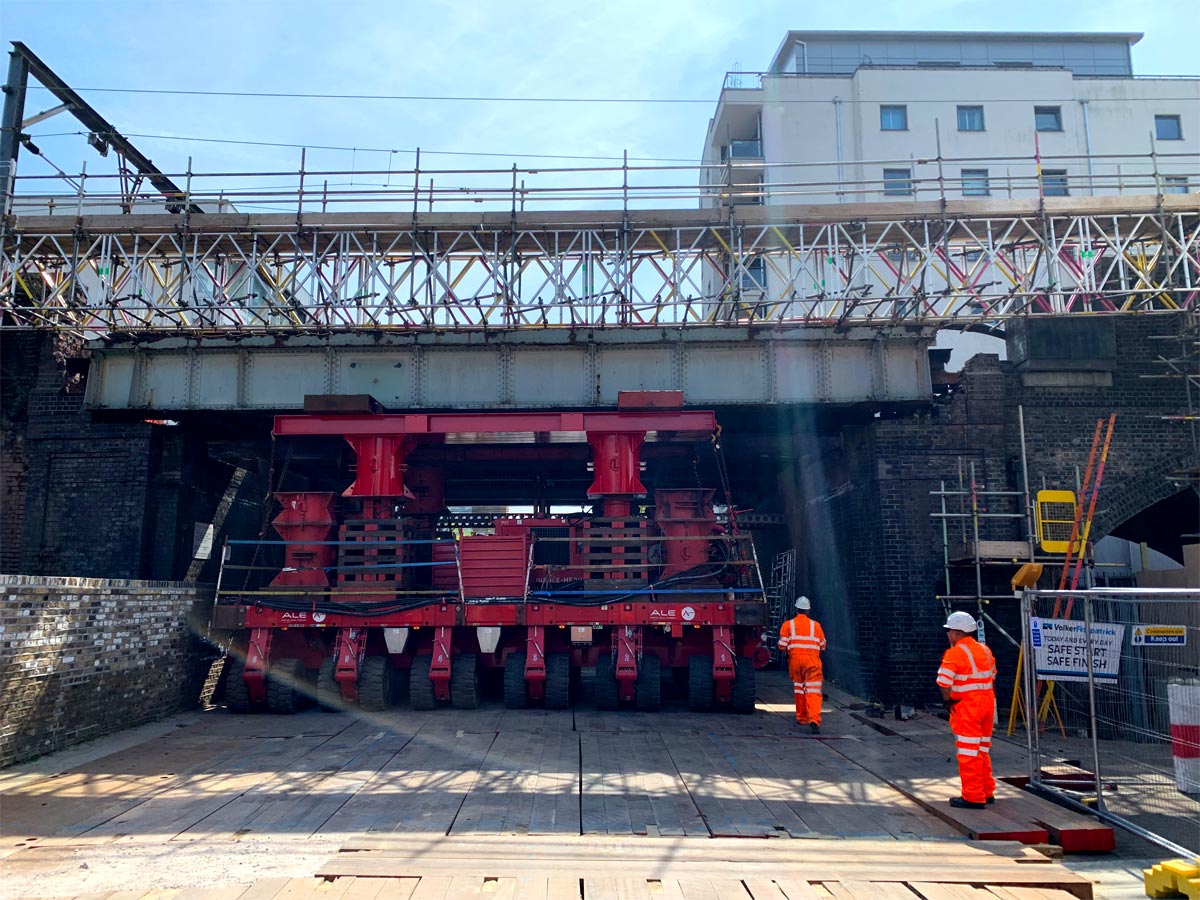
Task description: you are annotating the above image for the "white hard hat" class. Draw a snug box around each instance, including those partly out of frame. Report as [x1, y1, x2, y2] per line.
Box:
[795, 595, 811, 611]
[944, 611, 977, 632]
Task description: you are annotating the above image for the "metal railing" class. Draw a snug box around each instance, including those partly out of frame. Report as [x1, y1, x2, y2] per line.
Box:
[1021, 587, 1200, 855]
[722, 139, 763, 161]
[2, 149, 1197, 336]
[5, 148, 1197, 216]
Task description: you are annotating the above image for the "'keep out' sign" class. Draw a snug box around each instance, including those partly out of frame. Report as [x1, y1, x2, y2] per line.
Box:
[1031, 617, 1125, 684]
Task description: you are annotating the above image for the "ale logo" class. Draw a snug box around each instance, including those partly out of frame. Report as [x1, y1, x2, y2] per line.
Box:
[682, 607, 696, 622]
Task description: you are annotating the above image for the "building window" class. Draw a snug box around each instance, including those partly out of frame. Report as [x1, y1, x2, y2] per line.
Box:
[880, 105, 908, 131]
[1164, 176, 1189, 194]
[1034, 106, 1063, 132]
[740, 257, 766, 291]
[962, 169, 990, 196]
[1042, 169, 1069, 197]
[1155, 115, 1183, 141]
[883, 168, 913, 196]
[957, 105, 985, 132]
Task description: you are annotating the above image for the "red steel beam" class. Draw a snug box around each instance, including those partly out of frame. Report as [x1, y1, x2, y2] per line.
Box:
[273, 410, 717, 438]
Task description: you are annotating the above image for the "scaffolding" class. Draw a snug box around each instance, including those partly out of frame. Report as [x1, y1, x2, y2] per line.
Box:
[2, 158, 1198, 337]
[1144, 309, 1200, 485]
[930, 459, 1034, 642]
[766, 548, 796, 664]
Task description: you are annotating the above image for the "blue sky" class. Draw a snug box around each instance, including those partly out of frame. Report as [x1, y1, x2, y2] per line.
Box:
[2, 0, 1197, 199]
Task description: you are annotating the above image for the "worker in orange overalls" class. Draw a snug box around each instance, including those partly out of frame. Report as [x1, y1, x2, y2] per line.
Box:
[936, 611, 997, 809]
[778, 595, 826, 734]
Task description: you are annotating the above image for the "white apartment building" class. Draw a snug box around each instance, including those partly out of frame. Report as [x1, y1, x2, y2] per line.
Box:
[702, 31, 1199, 206]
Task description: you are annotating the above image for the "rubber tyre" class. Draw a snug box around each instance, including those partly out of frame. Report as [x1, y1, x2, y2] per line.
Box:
[687, 655, 714, 712]
[451, 653, 480, 710]
[409, 654, 437, 711]
[317, 657, 343, 711]
[594, 656, 619, 711]
[503, 653, 529, 709]
[544, 653, 571, 710]
[225, 656, 253, 713]
[635, 655, 662, 711]
[731, 658, 757, 714]
[266, 657, 304, 714]
[359, 656, 394, 712]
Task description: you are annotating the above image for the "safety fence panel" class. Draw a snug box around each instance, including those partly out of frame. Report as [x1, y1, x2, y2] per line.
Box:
[1023, 588, 1200, 855]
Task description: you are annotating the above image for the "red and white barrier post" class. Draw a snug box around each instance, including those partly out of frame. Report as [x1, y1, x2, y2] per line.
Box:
[1168, 681, 1200, 794]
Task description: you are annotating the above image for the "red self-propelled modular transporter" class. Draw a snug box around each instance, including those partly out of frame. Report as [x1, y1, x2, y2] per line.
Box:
[211, 395, 770, 714]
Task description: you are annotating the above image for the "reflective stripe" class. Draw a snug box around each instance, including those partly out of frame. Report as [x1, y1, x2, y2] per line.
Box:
[783, 616, 825, 652]
[956, 748, 979, 757]
[952, 682, 995, 694]
[945, 639, 997, 695]
[937, 667, 956, 678]
[954, 735, 983, 744]
[980, 745, 991, 755]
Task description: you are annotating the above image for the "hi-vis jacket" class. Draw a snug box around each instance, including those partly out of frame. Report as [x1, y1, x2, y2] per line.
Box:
[777, 614, 826, 659]
[936, 636, 996, 699]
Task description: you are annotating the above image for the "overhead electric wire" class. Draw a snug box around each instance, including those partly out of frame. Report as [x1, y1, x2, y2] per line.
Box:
[26, 84, 1199, 104]
[24, 128, 700, 164]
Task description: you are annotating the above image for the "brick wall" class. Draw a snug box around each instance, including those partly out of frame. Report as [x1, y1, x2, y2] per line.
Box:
[1, 332, 42, 573]
[0, 575, 215, 767]
[5, 335, 268, 582]
[804, 314, 1196, 706]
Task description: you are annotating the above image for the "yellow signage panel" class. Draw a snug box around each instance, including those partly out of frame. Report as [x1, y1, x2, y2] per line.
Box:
[1035, 489, 1080, 554]
[1131, 625, 1187, 646]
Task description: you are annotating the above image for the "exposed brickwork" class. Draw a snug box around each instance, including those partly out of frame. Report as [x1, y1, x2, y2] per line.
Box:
[809, 314, 1197, 706]
[4, 336, 268, 581]
[1, 332, 42, 573]
[0, 575, 215, 767]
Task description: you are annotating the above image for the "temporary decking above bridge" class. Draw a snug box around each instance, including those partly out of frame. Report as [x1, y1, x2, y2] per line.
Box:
[3, 192, 1197, 337]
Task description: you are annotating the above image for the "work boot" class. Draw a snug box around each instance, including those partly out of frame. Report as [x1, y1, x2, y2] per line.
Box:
[949, 797, 987, 810]
[809, 722, 821, 735]
[986, 796, 995, 804]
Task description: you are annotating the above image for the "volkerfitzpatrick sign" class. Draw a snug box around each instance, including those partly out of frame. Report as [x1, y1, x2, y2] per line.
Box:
[1031, 617, 1125, 684]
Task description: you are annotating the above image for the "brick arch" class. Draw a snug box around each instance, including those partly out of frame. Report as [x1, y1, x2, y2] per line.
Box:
[1092, 451, 1198, 541]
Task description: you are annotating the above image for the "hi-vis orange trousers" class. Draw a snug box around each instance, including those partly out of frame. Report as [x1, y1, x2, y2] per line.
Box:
[787, 652, 823, 725]
[951, 692, 996, 803]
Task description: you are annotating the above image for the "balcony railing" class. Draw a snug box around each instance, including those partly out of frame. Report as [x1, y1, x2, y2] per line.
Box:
[721, 140, 763, 161]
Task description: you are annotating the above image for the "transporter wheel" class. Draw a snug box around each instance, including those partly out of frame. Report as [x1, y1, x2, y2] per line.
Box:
[594, 656, 619, 711]
[266, 657, 305, 714]
[359, 656, 394, 712]
[409, 654, 437, 711]
[730, 658, 757, 715]
[224, 656, 253, 714]
[544, 653, 571, 710]
[451, 653, 480, 710]
[317, 657, 343, 711]
[503, 653, 529, 709]
[687, 655, 714, 712]
[635, 655, 662, 711]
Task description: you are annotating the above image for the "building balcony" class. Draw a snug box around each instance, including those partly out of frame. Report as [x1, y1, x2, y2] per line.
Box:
[721, 140, 763, 161]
